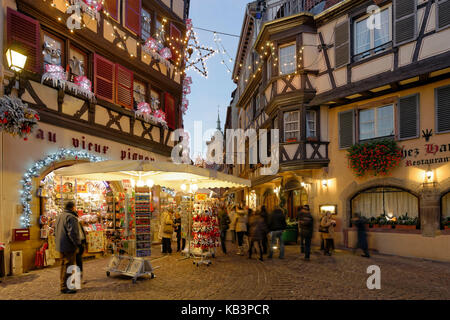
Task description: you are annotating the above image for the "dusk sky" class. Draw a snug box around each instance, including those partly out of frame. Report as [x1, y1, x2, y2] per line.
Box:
[183, 0, 247, 158]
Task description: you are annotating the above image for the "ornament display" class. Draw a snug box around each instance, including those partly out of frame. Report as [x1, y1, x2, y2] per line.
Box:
[135, 103, 168, 129]
[180, 76, 192, 115]
[143, 38, 172, 70]
[20, 149, 104, 228]
[192, 206, 220, 250]
[159, 47, 173, 60]
[42, 64, 95, 101]
[82, 0, 103, 12]
[43, 41, 62, 66]
[144, 37, 158, 52]
[0, 95, 39, 140]
[69, 56, 85, 76]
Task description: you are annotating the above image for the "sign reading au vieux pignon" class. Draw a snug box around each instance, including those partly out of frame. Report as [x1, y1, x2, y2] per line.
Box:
[34, 127, 157, 161]
[402, 131, 450, 167]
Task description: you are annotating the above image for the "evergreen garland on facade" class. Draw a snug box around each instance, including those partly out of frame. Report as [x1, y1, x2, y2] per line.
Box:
[0, 95, 39, 140]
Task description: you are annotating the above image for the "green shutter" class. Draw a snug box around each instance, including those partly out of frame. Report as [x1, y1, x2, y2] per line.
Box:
[339, 110, 354, 149]
[436, 86, 450, 133]
[334, 20, 350, 69]
[398, 94, 419, 140]
[394, 0, 417, 45]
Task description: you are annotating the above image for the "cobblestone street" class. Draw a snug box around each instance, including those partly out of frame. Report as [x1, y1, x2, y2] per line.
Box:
[1, 243, 450, 300]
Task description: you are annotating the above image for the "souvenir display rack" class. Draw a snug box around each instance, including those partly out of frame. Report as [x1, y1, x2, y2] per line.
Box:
[135, 188, 152, 257]
[106, 187, 157, 283]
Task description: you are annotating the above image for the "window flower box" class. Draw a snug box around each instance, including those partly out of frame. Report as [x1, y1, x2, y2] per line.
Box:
[396, 225, 417, 230]
[286, 138, 297, 143]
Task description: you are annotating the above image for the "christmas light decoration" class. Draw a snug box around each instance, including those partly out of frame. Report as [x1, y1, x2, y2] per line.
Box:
[19, 149, 104, 228]
[0, 95, 39, 140]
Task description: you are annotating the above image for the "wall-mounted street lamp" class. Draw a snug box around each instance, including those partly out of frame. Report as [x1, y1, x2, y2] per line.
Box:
[322, 179, 328, 188]
[5, 46, 28, 95]
[6, 47, 27, 72]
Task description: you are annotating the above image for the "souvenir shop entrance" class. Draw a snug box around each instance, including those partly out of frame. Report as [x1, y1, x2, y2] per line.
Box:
[54, 160, 251, 277]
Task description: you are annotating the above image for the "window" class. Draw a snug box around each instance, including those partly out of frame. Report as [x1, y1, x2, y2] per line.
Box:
[155, 16, 165, 48]
[267, 56, 272, 81]
[133, 80, 147, 110]
[284, 111, 300, 142]
[43, 33, 63, 67]
[279, 43, 296, 75]
[352, 186, 418, 221]
[141, 9, 152, 40]
[442, 192, 450, 220]
[151, 89, 161, 110]
[69, 46, 87, 80]
[306, 110, 317, 138]
[436, 85, 450, 133]
[359, 105, 394, 141]
[354, 6, 392, 59]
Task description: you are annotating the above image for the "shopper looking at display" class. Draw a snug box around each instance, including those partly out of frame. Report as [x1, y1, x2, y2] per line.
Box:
[55, 201, 81, 294]
[232, 205, 248, 256]
[218, 205, 231, 254]
[160, 209, 174, 254]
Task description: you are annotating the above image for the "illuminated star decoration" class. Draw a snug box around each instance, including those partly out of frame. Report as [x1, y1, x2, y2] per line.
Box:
[184, 20, 217, 78]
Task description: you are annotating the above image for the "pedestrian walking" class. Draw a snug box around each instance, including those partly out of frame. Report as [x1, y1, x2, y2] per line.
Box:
[160, 209, 174, 254]
[248, 210, 267, 261]
[76, 219, 87, 284]
[298, 205, 314, 261]
[228, 205, 237, 244]
[260, 205, 269, 255]
[174, 211, 182, 252]
[218, 205, 231, 254]
[352, 213, 370, 258]
[232, 205, 248, 255]
[55, 201, 80, 294]
[267, 207, 287, 259]
[320, 211, 336, 256]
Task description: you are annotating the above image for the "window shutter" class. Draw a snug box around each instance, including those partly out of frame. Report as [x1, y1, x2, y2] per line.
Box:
[334, 20, 350, 69]
[125, 0, 141, 36]
[170, 23, 182, 63]
[398, 94, 419, 139]
[338, 110, 354, 149]
[165, 92, 176, 130]
[436, 86, 450, 133]
[394, 0, 416, 45]
[116, 64, 134, 110]
[437, 0, 450, 30]
[7, 8, 40, 73]
[104, 0, 120, 21]
[94, 54, 115, 103]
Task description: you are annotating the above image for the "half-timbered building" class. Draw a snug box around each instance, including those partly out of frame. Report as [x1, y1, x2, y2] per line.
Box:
[0, 0, 190, 273]
[229, 0, 450, 261]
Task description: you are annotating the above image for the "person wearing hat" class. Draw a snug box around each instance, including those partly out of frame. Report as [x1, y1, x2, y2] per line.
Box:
[298, 205, 314, 261]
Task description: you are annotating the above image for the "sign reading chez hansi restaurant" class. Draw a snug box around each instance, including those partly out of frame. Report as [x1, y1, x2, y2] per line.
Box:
[402, 135, 450, 167]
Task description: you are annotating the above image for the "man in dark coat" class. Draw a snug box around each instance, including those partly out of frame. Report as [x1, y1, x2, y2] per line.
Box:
[259, 205, 269, 254]
[267, 208, 287, 259]
[298, 205, 314, 261]
[55, 201, 81, 294]
[352, 213, 370, 258]
[248, 210, 267, 261]
[218, 205, 231, 254]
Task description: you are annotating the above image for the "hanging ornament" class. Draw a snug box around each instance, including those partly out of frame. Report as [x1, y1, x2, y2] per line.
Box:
[184, 21, 216, 78]
[74, 76, 92, 93]
[143, 37, 159, 52]
[159, 47, 173, 60]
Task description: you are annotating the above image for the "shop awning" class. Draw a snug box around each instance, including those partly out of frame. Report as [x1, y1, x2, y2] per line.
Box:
[53, 160, 251, 191]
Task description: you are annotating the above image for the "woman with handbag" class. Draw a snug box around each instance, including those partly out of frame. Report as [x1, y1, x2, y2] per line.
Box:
[320, 212, 335, 256]
[160, 210, 174, 254]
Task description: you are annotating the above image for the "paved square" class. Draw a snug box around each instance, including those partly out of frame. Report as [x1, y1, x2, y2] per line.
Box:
[1, 243, 449, 300]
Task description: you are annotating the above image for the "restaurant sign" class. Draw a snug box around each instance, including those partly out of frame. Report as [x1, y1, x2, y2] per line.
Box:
[402, 142, 450, 167]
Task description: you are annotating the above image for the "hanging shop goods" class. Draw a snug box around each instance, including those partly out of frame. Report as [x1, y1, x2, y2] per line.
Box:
[38, 173, 121, 261]
[0, 95, 39, 140]
[347, 139, 403, 177]
[20, 149, 103, 228]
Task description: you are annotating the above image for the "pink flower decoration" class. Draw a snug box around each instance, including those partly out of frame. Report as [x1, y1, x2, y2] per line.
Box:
[74, 76, 92, 92]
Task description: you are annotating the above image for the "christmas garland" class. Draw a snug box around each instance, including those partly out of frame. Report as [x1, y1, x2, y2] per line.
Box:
[20, 149, 103, 228]
[0, 95, 39, 140]
[347, 139, 402, 177]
